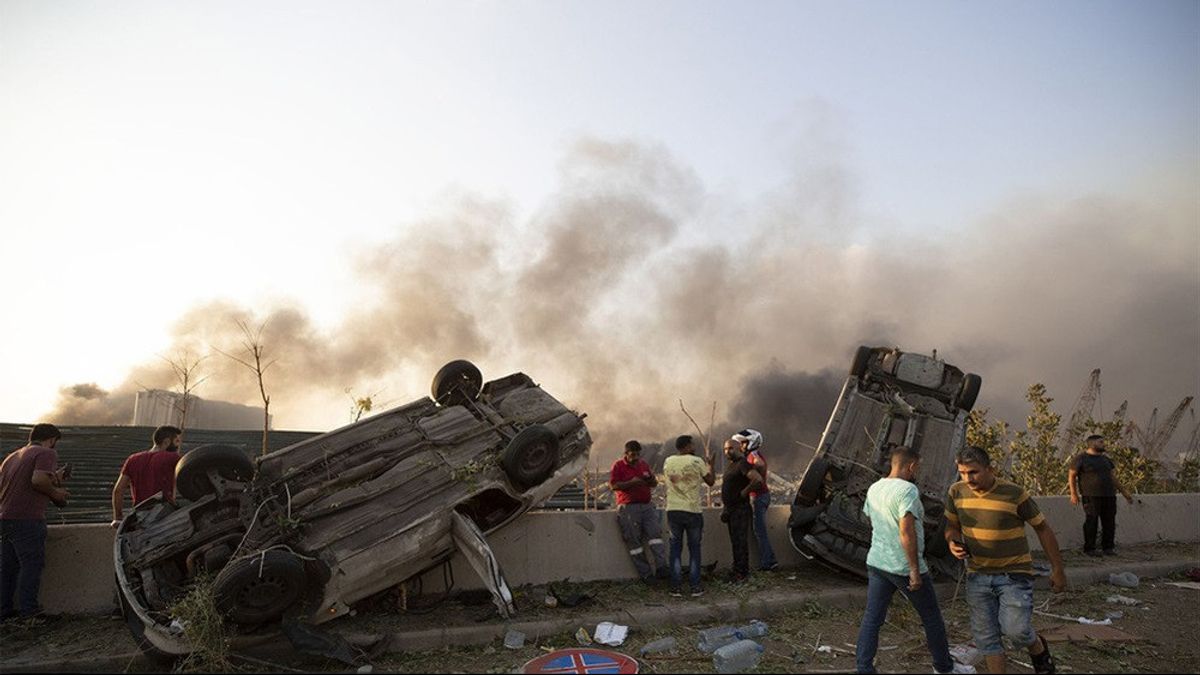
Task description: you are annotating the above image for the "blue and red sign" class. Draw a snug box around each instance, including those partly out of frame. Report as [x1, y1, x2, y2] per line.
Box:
[522, 648, 639, 674]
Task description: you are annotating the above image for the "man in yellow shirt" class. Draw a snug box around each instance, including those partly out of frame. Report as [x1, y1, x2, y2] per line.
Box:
[663, 435, 715, 597]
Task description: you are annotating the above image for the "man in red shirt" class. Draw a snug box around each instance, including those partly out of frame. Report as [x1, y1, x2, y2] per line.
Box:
[1, 423, 70, 621]
[609, 440, 668, 583]
[110, 425, 182, 528]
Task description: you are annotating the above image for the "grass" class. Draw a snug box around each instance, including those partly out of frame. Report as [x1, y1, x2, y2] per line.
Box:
[167, 574, 234, 673]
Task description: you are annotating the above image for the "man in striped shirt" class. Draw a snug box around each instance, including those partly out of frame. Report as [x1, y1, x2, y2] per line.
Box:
[944, 446, 1066, 675]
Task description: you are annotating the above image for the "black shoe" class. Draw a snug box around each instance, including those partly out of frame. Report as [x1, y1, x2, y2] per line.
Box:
[1084, 549, 1102, 557]
[655, 566, 670, 580]
[1031, 634, 1055, 674]
[1102, 549, 1117, 556]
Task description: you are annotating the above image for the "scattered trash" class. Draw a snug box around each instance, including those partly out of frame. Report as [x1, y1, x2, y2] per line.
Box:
[593, 622, 628, 647]
[816, 645, 833, 654]
[1164, 581, 1200, 591]
[281, 620, 358, 665]
[787, 575, 797, 581]
[544, 594, 559, 608]
[356, 666, 373, 674]
[1034, 610, 1111, 625]
[1106, 594, 1141, 606]
[712, 639, 765, 674]
[168, 618, 186, 633]
[505, 629, 527, 650]
[950, 644, 982, 666]
[738, 620, 769, 638]
[575, 627, 593, 646]
[697, 622, 769, 653]
[1040, 623, 1142, 644]
[1105, 610, 1124, 620]
[1108, 572, 1140, 588]
[548, 584, 593, 608]
[639, 636, 677, 656]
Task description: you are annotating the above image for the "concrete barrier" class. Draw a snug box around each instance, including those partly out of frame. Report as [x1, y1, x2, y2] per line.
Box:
[31, 493, 1200, 614]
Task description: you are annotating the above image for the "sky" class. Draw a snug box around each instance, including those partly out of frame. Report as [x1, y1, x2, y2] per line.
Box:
[1, 1, 1197, 458]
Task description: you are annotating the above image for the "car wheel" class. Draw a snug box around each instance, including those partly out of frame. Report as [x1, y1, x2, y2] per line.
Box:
[432, 359, 483, 406]
[213, 550, 310, 626]
[955, 373, 982, 412]
[797, 456, 831, 505]
[174, 445, 255, 501]
[849, 345, 872, 378]
[500, 425, 559, 490]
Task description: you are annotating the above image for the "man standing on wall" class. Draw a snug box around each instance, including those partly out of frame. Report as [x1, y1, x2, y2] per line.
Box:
[110, 425, 183, 528]
[609, 440, 668, 583]
[1068, 434, 1134, 557]
[721, 437, 764, 583]
[0, 423, 70, 624]
[734, 428, 778, 571]
[663, 434, 715, 597]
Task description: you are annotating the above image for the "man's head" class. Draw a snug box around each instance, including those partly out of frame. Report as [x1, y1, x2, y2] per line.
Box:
[723, 438, 742, 462]
[29, 423, 62, 448]
[955, 446, 996, 492]
[675, 435, 694, 455]
[889, 445, 921, 481]
[731, 429, 763, 454]
[623, 440, 642, 464]
[153, 425, 183, 451]
[1086, 434, 1106, 453]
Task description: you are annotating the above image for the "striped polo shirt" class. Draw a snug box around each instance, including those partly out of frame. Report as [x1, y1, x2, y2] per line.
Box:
[944, 479, 1045, 574]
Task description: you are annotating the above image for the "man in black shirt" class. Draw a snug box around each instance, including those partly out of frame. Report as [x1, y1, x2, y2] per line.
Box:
[721, 438, 764, 582]
[1068, 434, 1134, 556]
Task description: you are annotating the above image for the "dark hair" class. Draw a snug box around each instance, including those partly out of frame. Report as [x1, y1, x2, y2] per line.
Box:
[624, 440, 642, 453]
[1085, 434, 1104, 442]
[29, 423, 62, 444]
[956, 446, 992, 467]
[675, 435, 693, 450]
[889, 445, 920, 464]
[153, 425, 182, 445]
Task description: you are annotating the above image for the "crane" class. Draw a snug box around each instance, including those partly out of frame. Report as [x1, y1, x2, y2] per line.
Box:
[1059, 369, 1102, 457]
[1144, 396, 1194, 460]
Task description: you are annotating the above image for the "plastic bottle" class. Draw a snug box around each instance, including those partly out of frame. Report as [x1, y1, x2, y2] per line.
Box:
[639, 636, 677, 656]
[697, 626, 741, 654]
[712, 639, 765, 674]
[1108, 572, 1139, 588]
[736, 620, 768, 638]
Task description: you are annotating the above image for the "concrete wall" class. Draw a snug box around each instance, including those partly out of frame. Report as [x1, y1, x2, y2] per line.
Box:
[33, 494, 1200, 614]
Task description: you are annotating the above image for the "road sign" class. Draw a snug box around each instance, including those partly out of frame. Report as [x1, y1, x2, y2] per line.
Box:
[522, 648, 639, 674]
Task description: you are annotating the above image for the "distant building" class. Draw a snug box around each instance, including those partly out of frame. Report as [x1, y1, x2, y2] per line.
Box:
[132, 389, 270, 431]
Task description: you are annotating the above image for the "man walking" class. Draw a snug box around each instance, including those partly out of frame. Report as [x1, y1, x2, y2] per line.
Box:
[0, 424, 70, 623]
[734, 428, 778, 571]
[609, 440, 668, 583]
[663, 435, 714, 597]
[1068, 434, 1134, 556]
[855, 446, 960, 674]
[111, 425, 183, 527]
[721, 437, 764, 583]
[945, 446, 1067, 674]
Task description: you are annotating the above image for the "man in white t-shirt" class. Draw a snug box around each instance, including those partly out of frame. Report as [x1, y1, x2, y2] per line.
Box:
[662, 435, 715, 597]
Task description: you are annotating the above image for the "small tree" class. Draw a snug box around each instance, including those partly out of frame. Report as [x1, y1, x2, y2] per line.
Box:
[161, 350, 209, 437]
[345, 387, 382, 423]
[966, 408, 1011, 476]
[216, 320, 275, 456]
[1008, 384, 1068, 495]
[1175, 459, 1200, 493]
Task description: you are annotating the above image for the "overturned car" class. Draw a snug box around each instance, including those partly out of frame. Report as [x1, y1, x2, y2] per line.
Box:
[788, 346, 980, 578]
[115, 361, 591, 656]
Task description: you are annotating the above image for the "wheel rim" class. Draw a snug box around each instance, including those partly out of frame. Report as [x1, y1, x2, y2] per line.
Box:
[237, 574, 296, 612]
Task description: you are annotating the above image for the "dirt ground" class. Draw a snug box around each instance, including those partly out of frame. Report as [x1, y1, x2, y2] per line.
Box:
[2, 543, 1198, 673]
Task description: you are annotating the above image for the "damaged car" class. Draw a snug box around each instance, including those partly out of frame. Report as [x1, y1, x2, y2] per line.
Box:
[115, 360, 592, 657]
[788, 346, 980, 578]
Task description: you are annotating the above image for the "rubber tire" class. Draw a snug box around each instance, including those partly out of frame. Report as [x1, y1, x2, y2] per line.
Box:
[500, 425, 560, 490]
[955, 373, 982, 412]
[212, 550, 310, 626]
[431, 359, 483, 406]
[849, 345, 872, 378]
[174, 445, 255, 501]
[797, 455, 831, 505]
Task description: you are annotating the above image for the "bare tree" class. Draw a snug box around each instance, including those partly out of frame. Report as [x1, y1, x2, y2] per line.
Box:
[215, 320, 275, 456]
[160, 350, 209, 437]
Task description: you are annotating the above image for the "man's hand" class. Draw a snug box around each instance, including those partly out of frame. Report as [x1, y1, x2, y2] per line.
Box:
[1123, 492, 1134, 505]
[908, 570, 923, 591]
[948, 540, 969, 560]
[51, 487, 69, 508]
[1070, 494, 1079, 506]
[1050, 568, 1068, 593]
[110, 519, 122, 529]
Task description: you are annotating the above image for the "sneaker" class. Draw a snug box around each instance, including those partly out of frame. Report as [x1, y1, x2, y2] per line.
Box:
[1102, 549, 1117, 556]
[1031, 634, 1055, 674]
[690, 588, 704, 598]
[1084, 549, 1102, 557]
[951, 664, 977, 674]
[669, 587, 683, 598]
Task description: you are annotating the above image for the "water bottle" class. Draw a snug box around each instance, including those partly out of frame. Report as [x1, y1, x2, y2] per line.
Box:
[712, 639, 764, 674]
[639, 636, 677, 656]
[697, 626, 740, 654]
[1108, 572, 1139, 588]
[736, 620, 768, 638]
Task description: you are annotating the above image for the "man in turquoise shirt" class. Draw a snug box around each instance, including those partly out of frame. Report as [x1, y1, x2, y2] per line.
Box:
[854, 446, 959, 674]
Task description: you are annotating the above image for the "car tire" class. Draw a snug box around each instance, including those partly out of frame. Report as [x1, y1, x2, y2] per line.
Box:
[432, 359, 483, 406]
[500, 425, 560, 490]
[955, 373, 982, 412]
[797, 456, 831, 505]
[174, 445, 255, 501]
[849, 345, 872, 378]
[213, 550, 310, 626]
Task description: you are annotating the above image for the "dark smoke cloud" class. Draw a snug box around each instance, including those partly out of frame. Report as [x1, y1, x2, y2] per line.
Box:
[46, 136, 1199, 467]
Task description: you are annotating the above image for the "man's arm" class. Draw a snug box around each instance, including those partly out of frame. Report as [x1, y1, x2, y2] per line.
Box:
[31, 470, 68, 507]
[111, 474, 131, 526]
[610, 477, 644, 491]
[1032, 519, 1068, 592]
[702, 457, 716, 487]
[1067, 467, 1080, 505]
[740, 468, 764, 497]
[1111, 474, 1134, 504]
[899, 512, 923, 590]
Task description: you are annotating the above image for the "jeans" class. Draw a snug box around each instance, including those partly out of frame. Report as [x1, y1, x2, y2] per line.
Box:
[616, 503, 667, 579]
[855, 566, 954, 674]
[751, 492, 777, 569]
[667, 510, 704, 590]
[0, 519, 48, 618]
[1082, 496, 1117, 552]
[725, 506, 752, 576]
[965, 572, 1037, 655]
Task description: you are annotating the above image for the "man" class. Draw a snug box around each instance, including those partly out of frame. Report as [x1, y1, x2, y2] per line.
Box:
[721, 436, 764, 583]
[663, 434, 715, 597]
[855, 446, 960, 674]
[111, 425, 183, 528]
[609, 440, 668, 582]
[0, 423, 70, 622]
[945, 446, 1067, 675]
[734, 428, 778, 571]
[1068, 434, 1134, 557]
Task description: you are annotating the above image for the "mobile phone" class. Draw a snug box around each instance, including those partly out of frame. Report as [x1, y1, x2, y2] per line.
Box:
[61, 463, 72, 479]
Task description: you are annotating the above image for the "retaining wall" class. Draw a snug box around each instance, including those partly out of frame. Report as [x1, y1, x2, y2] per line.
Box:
[33, 493, 1200, 614]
